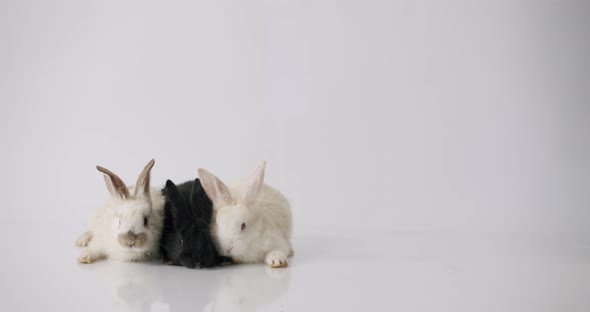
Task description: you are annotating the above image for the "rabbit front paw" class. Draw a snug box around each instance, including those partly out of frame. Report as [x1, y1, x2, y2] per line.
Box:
[75, 232, 93, 247]
[76, 250, 104, 264]
[265, 250, 288, 268]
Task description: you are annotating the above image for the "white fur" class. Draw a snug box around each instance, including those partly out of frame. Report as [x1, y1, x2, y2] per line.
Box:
[198, 161, 293, 267]
[76, 160, 164, 263]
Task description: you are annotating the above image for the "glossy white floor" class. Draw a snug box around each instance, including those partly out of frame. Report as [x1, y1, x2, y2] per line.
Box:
[0, 228, 586, 311]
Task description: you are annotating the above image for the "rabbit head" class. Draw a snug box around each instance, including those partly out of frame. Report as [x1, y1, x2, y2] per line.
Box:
[97, 159, 160, 253]
[197, 161, 266, 257]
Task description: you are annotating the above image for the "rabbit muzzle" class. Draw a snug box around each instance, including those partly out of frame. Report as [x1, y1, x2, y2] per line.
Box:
[118, 231, 148, 248]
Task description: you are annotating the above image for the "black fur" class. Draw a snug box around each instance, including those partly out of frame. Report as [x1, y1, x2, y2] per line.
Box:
[160, 179, 231, 268]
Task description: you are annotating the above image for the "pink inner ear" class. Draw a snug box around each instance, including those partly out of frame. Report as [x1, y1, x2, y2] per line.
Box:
[242, 162, 265, 203]
[199, 168, 232, 206]
[133, 159, 155, 198]
[98, 168, 130, 199]
[215, 180, 233, 205]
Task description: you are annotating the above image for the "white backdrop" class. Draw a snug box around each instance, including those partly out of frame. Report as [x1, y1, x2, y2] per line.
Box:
[1, 0, 589, 246]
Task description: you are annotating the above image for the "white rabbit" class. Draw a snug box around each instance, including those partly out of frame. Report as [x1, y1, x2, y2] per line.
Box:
[76, 159, 165, 264]
[198, 161, 293, 268]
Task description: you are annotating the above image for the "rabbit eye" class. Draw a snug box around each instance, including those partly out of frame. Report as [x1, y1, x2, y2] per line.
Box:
[143, 217, 148, 226]
[241, 223, 246, 231]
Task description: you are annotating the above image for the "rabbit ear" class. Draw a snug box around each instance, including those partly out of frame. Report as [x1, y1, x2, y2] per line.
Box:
[165, 179, 179, 200]
[189, 178, 204, 205]
[240, 161, 266, 203]
[198, 168, 232, 207]
[133, 159, 155, 199]
[164, 180, 181, 218]
[190, 179, 211, 218]
[96, 166, 130, 199]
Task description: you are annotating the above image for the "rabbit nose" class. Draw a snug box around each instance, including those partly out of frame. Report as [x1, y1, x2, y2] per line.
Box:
[127, 231, 138, 246]
[118, 231, 145, 248]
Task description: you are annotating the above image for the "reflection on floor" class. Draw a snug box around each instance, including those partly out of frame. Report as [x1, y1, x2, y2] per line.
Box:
[83, 261, 290, 312]
[1, 229, 588, 311]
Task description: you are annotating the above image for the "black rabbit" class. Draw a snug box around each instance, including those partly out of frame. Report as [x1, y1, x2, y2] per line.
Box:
[160, 179, 231, 268]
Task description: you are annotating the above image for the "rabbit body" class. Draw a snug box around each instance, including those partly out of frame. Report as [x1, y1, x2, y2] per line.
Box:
[160, 179, 230, 268]
[199, 161, 294, 268]
[76, 160, 164, 263]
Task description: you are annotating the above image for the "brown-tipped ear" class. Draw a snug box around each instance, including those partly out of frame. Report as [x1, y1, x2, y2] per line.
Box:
[198, 168, 232, 207]
[133, 159, 155, 199]
[239, 161, 266, 203]
[97, 166, 130, 199]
